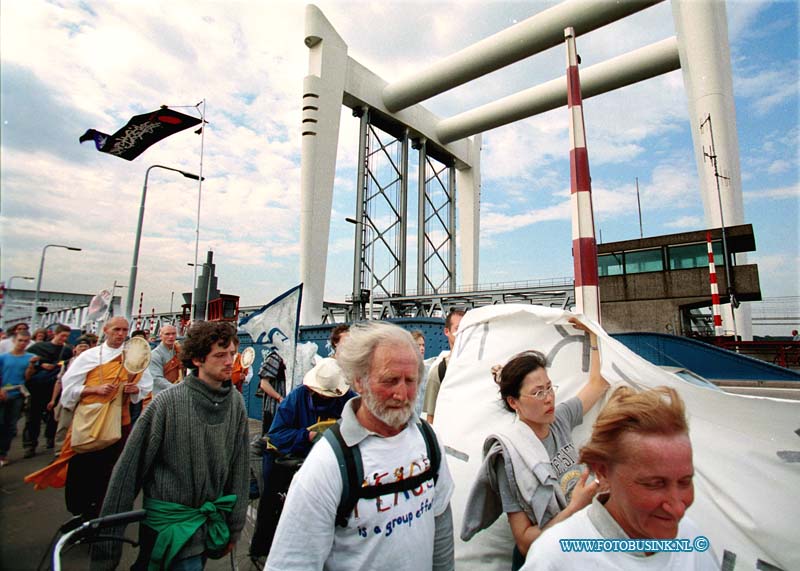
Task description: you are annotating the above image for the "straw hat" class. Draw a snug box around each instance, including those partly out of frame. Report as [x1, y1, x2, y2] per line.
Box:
[303, 358, 350, 398]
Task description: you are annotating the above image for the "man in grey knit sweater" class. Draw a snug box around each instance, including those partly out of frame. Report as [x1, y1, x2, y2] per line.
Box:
[93, 321, 249, 571]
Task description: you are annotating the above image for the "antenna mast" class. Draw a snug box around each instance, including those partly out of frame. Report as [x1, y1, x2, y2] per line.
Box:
[700, 113, 737, 338]
[635, 177, 643, 238]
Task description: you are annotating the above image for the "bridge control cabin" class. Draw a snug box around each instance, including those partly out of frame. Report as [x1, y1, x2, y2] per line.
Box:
[597, 224, 760, 336]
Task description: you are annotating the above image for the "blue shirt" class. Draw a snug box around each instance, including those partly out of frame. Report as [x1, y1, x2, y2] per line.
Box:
[0, 351, 34, 398]
[268, 384, 357, 457]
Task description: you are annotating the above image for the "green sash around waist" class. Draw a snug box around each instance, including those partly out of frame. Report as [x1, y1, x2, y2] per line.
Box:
[143, 494, 237, 570]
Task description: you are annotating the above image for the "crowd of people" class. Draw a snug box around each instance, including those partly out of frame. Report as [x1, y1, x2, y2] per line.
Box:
[0, 322, 97, 467]
[0, 311, 721, 570]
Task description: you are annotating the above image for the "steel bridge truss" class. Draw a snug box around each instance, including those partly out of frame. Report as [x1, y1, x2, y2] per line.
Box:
[351, 108, 407, 307]
[417, 140, 456, 296]
[350, 109, 457, 320]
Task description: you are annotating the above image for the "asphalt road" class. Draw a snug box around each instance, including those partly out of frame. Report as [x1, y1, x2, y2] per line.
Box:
[0, 417, 264, 571]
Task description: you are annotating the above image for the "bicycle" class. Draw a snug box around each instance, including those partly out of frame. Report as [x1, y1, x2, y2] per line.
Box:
[40, 509, 145, 571]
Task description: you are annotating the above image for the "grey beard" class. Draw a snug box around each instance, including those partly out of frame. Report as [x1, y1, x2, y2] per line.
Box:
[361, 386, 414, 429]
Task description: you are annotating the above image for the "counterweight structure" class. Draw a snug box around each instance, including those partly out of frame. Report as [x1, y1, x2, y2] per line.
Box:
[298, 0, 748, 337]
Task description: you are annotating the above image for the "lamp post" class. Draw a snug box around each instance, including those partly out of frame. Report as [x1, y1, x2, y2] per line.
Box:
[345, 217, 376, 320]
[125, 164, 203, 321]
[32, 245, 82, 329]
[187, 262, 211, 321]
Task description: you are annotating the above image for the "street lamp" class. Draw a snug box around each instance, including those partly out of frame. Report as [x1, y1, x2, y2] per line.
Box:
[9, 275, 35, 288]
[125, 164, 204, 321]
[32, 245, 82, 329]
[187, 262, 211, 321]
[2, 276, 34, 328]
[346, 217, 376, 320]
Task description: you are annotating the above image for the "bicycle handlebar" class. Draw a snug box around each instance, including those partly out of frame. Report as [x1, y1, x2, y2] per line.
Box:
[86, 509, 147, 530]
[51, 510, 147, 571]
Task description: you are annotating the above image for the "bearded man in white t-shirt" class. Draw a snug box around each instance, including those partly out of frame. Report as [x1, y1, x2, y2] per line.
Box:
[265, 321, 455, 571]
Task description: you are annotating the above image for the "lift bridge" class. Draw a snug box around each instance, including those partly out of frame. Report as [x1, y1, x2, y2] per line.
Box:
[324, 277, 574, 323]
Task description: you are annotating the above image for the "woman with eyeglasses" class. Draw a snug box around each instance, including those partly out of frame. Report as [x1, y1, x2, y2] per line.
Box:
[461, 318, 610, 570]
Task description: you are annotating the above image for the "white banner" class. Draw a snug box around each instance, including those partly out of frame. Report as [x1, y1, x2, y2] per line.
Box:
[85, 289, 112, 322]
[434, 304, 799, 571]
[239, 284, 302, 390]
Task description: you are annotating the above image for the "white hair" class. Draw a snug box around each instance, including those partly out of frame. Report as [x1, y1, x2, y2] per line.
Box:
[335, 321, 424, 386]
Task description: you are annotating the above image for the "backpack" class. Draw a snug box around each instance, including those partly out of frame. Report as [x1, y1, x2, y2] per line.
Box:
[323, 420, 442, 527]
[437, 356, 448, 382]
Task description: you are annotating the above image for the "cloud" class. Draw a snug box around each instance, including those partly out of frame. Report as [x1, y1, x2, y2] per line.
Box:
[753, 253, 789, 274]
[481, 116, 568, 181]
[478, 150, 703, 239]
[743, 185, 800, 201]
[726, 0, 770, 41]
[766, 159, 792, 175]
[741, 126, 799, 186]
[479, 69, 686, 185]
[481, 199, 571, 237]
[0, 0, 796, 313]
[735, 66, 799, 115]
[764, 127, 799, 153]
[643, 162, 699, 206]
[0, 64, 98, 162]
[750, 253, 800, 296]
[664, 215, 704, 229]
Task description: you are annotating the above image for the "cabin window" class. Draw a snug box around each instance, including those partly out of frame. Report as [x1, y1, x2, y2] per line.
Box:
[598, 253, 624, 276]
[668, 242, 724, 270]
[624, 248, 664, 274]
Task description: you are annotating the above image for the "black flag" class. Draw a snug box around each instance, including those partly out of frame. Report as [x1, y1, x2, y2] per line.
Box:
[79, 107, 202, 161]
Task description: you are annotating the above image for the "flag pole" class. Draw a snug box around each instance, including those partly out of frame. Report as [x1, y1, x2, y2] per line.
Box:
[191, 99, 206, 323]
[159, 100, 207, 324]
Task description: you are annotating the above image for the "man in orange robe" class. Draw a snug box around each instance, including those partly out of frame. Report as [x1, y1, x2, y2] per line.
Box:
[24, 317, 153, 518]
[148, 324, 182, 399]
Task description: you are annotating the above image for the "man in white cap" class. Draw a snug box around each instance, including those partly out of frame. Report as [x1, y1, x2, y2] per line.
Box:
[250, 357, 357, 559]
[268, 357, 357, 455]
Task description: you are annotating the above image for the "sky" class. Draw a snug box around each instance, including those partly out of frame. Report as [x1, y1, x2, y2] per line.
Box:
[0, 0, 798, 329]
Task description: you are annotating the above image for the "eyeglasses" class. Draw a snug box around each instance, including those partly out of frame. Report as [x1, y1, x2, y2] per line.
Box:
[520, 385, 559, 400]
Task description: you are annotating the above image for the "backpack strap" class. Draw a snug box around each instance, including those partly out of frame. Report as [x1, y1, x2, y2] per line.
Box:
[324, 420, 442, 528]
[323, 423, 364, 528]
[437, 356, 448, 382]
[417, 420, 440, 487]
[357, 421, 441, 499]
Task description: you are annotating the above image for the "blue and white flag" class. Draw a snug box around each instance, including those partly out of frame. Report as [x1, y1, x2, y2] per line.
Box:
[239, 284, 302, 389]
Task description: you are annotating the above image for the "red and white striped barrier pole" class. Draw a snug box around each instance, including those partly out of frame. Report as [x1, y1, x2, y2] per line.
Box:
[706, 231, 723, 336]
[137, 292, 144, 330]
[565, 27, 600, 322]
